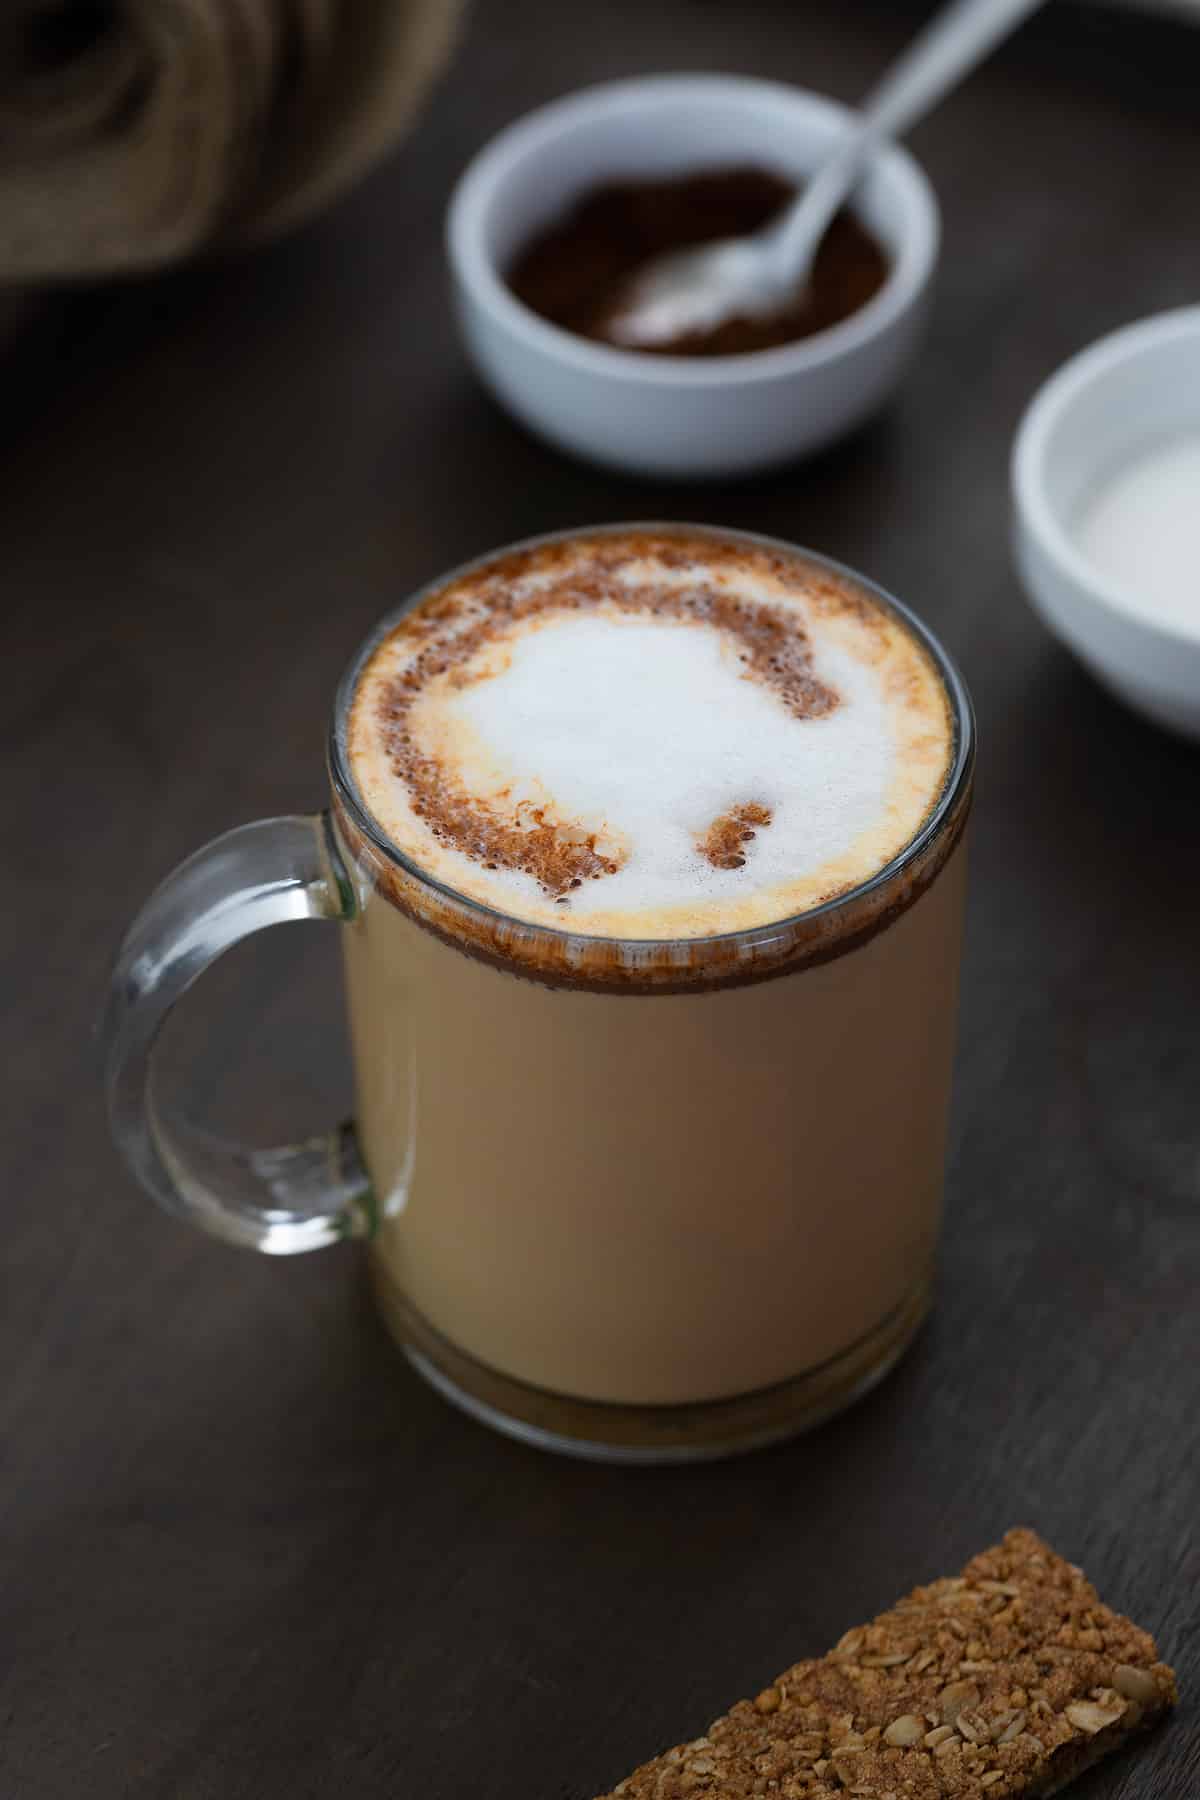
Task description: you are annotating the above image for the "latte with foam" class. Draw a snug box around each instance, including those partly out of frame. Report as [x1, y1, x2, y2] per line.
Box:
[346, 531, 953, 946]
[332, 528, 971, 1449]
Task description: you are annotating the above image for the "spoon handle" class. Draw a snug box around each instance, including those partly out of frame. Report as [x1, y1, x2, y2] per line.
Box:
[765, 0, 1046, 286]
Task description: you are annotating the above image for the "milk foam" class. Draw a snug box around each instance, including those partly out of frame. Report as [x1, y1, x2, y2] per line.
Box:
[347, 534, 953, 939]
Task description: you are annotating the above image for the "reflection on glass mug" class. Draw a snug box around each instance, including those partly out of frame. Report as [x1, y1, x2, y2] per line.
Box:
[102, 525, 974, 1461]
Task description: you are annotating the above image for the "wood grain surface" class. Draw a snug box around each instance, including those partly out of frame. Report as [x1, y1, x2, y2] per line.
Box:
[2, 3, 1197, 1796]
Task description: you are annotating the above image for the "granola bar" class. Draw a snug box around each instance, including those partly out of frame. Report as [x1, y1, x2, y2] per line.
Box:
[597, 1529, 1176, 1799]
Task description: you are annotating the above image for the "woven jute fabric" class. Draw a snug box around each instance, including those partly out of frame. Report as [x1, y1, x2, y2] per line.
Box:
[0, 0, 464, 280]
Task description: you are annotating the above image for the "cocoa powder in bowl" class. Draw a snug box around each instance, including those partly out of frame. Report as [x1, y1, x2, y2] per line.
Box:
[506, 166, 890, 357]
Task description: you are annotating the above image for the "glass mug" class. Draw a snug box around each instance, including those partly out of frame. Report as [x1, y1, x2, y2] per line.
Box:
[102, 525, 974, 1461]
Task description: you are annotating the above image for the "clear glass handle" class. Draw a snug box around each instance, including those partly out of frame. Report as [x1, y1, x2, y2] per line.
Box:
[100, 813, 376, 1254]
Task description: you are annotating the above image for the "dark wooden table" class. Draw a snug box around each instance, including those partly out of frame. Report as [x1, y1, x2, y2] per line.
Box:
[3, 2, 1198, 1795]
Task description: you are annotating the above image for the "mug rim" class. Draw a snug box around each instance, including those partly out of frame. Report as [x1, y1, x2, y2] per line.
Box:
[328, 522, 975, 955]
[446, 73, 941, 388]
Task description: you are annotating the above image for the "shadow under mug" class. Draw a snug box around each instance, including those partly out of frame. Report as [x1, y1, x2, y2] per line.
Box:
[101, 525, 974, 1462]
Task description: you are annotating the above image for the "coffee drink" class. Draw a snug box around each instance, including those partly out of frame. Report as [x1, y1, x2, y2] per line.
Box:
[330, 527, 971, 1447]
[103, 523, 971, 1457]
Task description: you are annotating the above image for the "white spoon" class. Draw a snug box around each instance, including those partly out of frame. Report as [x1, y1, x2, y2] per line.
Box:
[608, 0, 1046, 349]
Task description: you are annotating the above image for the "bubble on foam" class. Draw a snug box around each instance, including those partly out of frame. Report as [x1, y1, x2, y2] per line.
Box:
[348, 535, 953, 939]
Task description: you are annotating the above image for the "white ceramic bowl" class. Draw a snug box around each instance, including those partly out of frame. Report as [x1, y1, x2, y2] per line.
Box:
[446, 75, 940, 479]
[1013, 306, 1200, 739]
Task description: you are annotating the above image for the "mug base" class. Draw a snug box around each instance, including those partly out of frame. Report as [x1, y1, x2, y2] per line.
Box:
[371, 1262, 934, 1463]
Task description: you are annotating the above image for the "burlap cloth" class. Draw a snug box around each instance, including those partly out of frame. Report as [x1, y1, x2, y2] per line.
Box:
[0, 1, 466, 281]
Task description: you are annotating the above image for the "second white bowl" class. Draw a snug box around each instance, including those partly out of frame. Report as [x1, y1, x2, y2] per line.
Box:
[447, 75, 941, 480]
[1012, 306, 1200, 740]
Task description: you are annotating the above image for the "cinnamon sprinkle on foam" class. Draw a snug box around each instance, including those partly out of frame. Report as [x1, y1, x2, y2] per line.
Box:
[372, 552, 836, 899]
[698, 802, 773, 871]
[345, 530, 957, 944]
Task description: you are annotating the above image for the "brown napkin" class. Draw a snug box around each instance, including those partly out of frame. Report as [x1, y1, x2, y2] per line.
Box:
[0, 0, 465, 280]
